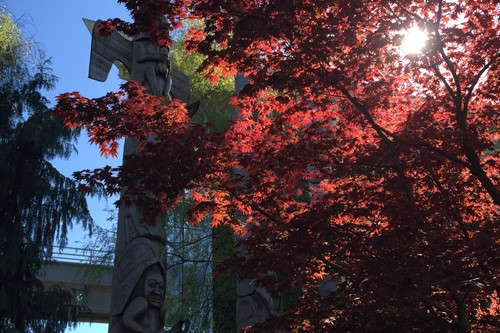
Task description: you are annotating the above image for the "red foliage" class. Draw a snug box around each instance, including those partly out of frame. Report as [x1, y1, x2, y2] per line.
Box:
[54, 81, 220, 224]
[55, 0, 500, 332]
[97, 0, 191, 46]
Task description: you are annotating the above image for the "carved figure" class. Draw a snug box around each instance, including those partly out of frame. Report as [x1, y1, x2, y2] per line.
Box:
[123, 264, 166, 333]
[108, 238, 165, 332]
[131, 33, 172, 98]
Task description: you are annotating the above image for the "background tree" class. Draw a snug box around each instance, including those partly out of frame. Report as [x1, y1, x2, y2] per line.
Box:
[169, 28, 236, 332]
[170, 22, 234, 132]
[0, 8, 93, 333]
[55, 1, 500, 332]
[162, 199, 214, 332]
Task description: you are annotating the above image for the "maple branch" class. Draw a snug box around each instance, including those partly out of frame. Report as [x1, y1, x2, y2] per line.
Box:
[192, 167, 283, 227]
[337, 85, 434, 237]
[432, 13, 465, 126]
[325, 159, 393, 172]
[427, 56, 458, 107]
[390, 0, 426, 22]
[425, 56, 500, 205]
[437, 54, 463, 123]
[460, 147, 500, 206]
[452, 291, 472, 333]
[420, 297, 456, 327]
[166, 251, 222, 266]
[165, 128, 284, 228]
[436, 0, 443, 27]
[321, 258, 359, 284]
[464, 52, 500, 113]
[426, 166, 471, 242]
[378, 127, 472, 169]
[215, 180, 282, 225]
[166, 233, 213, 249]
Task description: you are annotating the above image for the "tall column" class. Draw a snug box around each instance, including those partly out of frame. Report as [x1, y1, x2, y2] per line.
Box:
[84, 19, 191, 333]
[107, 32, 173, 333]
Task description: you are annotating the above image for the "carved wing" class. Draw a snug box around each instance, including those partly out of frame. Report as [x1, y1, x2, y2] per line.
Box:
[83, 18, 133, 82]
[170, 69, 190, 102]
[83, 19, 192, 102]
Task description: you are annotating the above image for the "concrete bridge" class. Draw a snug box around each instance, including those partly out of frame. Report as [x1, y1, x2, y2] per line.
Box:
[39, 247, 113, 323]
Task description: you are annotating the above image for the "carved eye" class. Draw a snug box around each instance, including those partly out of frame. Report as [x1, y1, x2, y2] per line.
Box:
[148, 279, 157, 288]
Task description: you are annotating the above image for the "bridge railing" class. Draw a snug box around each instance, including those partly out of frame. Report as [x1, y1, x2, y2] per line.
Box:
[51, 246, 113, 266]
[42, 247, 114, 323]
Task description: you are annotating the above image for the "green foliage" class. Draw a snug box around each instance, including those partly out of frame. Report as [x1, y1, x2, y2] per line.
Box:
[170, 23, 234, 132]
[212, 225, 236, 333]
[163, 199, 214, 332]
[161, 200, 236, 333]
[0, 9, 24, 70]
[163, 23, 237, 332]
[0, 10, 92, 333]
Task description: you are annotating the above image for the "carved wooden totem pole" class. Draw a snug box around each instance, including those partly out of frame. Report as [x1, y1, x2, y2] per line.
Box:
[84, 19, 190, 333]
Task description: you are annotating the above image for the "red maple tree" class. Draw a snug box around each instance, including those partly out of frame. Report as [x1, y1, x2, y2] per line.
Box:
[54, 1, 499, 332]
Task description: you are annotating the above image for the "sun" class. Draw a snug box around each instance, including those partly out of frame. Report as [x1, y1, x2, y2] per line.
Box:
[401, 26, 428, 55]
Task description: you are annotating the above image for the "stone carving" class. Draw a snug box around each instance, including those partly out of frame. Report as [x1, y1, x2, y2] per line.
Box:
[84, 19, 191, 333]
[236, 279, 282, 331]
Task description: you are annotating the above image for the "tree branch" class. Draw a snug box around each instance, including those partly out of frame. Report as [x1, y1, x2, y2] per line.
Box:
[336, 85, 435, 239]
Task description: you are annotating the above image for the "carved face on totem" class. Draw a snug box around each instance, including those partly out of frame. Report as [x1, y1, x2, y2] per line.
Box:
[144, 268, 165, 308]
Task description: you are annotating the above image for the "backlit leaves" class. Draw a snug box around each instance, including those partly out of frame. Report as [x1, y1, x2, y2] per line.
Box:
[56, 0, 500, 331]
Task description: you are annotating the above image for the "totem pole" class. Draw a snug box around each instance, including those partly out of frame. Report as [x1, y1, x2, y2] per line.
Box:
[84, 19, 191, 333]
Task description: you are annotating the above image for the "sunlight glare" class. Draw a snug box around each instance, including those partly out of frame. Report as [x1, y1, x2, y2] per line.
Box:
[401, 26, 427, 55]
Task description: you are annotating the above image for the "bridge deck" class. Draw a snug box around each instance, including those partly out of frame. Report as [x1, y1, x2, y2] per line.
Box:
[40, 248, 113, 323]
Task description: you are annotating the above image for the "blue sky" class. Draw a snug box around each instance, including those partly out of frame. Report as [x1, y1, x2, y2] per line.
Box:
[6, 1, 134, 332]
